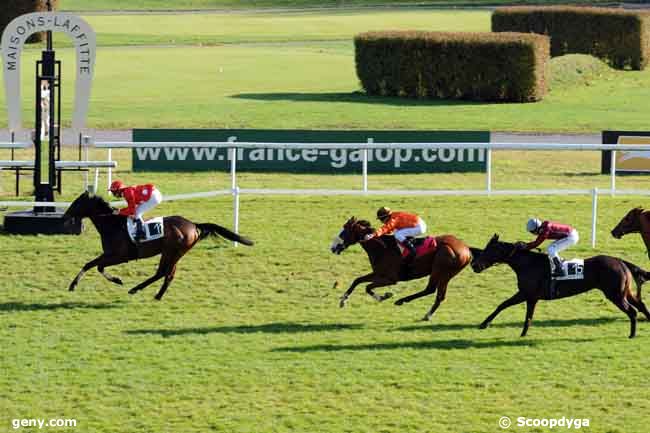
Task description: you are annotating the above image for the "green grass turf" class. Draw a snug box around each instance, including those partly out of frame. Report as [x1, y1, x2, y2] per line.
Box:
[1, 181, 649, 432]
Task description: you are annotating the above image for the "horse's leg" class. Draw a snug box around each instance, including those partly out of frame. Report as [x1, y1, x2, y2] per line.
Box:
[154, 264, 177, 301]
[97, 264, 123, 285]
[394, 275, 437, 306]
[421, 280, 449, 322]
[127, 255, 169, 295]
[69, 255, 104, 291]
[627, 295, 650, 321]
[480, 292, 526, 329]
[365, 279, 396, 302]
[340, 273, 375, 307]
[609, 296, 638, 338]
[520, 299, 538, 337]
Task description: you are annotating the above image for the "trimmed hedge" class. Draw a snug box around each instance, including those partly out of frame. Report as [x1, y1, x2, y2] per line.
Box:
[1, 0, 60, 44]
[492, 6, 650, 70]
[355, 31, 550, 103]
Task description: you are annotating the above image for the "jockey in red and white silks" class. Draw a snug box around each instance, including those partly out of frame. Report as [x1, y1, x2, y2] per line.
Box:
[109, 180, 163, 240]
[522, 218, 579, 276]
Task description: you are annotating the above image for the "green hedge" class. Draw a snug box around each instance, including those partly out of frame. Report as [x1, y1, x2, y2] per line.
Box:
[492, 6, 650, 70]
[1, 0, 60, 44]
[355, 31, 550, 103]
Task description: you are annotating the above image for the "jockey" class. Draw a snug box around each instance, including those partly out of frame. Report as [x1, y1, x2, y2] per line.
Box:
[519, 218, 579, 277]
[108, 180, 163, 242]
[369, 207, 427, 264]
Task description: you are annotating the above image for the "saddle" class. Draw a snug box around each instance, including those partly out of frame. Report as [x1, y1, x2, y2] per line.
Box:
[547, 257, 585, 299]
[126, 217, 165, 244]
[399, 236, 438, 260]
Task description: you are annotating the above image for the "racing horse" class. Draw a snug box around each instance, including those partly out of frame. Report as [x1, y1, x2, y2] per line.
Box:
[330, 217, 474, 321]
[471, 234, 650, 338]
[611, 207, 650, 259]
[63, 191, 253, 300]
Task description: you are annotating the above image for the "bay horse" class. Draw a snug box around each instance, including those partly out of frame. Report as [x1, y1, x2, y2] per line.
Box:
[330, 217, 473, 321]
[611, 207, 650, 259]
[471, 234, 650, 338]
[63, 191, 253, 300]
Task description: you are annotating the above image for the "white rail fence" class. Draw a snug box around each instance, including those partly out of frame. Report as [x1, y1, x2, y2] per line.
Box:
[3, 140, 650, 248]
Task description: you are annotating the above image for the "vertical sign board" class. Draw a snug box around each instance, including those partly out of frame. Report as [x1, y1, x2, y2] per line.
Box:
[601, 131, 650, 174]
[133, 129, 489, 173]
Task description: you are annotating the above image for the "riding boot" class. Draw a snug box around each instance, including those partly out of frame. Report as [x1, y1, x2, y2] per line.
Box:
[403, 238, 417, 265]
[135, 219, 146, 243]
[551, 257, 564, 277]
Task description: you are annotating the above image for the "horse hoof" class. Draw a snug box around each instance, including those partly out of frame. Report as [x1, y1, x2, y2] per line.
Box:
[479, 323, 488, 329]
[339, 298, 347, 308]
[383, 292, 393, 301]
[421, 315, 431, 322]
[114, 278, 123, 286]
[394, 299, 403, 306]
[128, 288, 138, 295]
[68, 286, 75, 292]
[154, 295, 162, 301]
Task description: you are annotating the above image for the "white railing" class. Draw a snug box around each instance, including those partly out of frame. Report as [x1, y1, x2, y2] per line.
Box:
[4, 140, 650, 247]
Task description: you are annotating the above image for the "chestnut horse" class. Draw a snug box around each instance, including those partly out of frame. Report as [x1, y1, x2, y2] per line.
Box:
[611, 207, 650, 259]
[330, 217, 473, 321]
[63, 191, 253, 300]
[471, 234, 650, 338]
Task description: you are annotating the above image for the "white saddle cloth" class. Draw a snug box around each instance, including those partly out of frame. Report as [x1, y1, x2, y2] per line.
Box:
[126, 217, 164, 243]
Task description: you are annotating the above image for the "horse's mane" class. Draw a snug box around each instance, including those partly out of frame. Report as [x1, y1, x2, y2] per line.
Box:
[496, 240, 548, 260]
[87, 194, 115, 214]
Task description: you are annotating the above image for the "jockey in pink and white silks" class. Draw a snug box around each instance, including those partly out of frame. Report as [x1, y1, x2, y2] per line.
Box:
[520, 218, 579, 277]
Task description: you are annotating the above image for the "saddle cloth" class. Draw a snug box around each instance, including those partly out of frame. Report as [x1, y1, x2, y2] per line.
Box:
[399, 236, 438, 259]
[126, 217, 164, 243]
[551, 258, 585, 281]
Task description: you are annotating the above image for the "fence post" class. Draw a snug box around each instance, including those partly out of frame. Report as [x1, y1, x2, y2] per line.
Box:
[107, 147, 112, 190]
[591, 187, 598, 248]
[610, 150, 616, 196]
[229, 147, 237, 191]
[362, 139, 370, 193]
[233, 186, 240, 247]
[486, 148, 492, 194]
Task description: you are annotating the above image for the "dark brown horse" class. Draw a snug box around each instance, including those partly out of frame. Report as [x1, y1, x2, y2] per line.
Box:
[63, 191, 253, 300]
[330, 217, 473, 321]
[471, 234, 650, 338]
[611, 207, 650, 259]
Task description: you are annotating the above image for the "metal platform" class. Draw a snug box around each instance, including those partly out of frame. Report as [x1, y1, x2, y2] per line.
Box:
[3, 209, 82, 235]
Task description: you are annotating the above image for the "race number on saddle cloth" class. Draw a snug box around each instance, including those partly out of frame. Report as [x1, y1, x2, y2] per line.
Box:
[109, 180, 163, 242]
[519, 218, 580, 278]
[370, 207, 430, 263]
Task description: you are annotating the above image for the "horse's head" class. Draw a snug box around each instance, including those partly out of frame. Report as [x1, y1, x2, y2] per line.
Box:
[330, 217, 374, 255]
[471, 234, 516, 273]
[64, 191, 114, 220]
[611, 207, 644, 239]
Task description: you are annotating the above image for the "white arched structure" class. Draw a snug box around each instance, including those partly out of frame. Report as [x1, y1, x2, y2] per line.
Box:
[1, 12, 96, 137]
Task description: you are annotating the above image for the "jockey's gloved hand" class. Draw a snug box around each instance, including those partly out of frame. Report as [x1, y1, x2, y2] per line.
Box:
[363, 234, 373, 241]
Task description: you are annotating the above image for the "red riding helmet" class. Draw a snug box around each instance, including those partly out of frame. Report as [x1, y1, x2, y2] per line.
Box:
[109, 180, 126, 193]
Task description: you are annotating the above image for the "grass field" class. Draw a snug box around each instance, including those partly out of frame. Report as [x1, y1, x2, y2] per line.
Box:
[2, 184, 650, 433]
[3, 9, 648, 132]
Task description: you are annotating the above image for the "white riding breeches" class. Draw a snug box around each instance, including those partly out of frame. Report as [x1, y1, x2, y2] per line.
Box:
[546, 229, 579, 259]
[394, 218, 427, 242]
[134, 188, 163, 221]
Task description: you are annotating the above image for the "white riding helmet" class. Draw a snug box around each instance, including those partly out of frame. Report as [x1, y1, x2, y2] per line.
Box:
[526, 218, 542, 233]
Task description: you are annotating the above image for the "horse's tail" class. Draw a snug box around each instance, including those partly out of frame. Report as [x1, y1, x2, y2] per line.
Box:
[621, 260, 650, 298]
[196, 223, 254, 246]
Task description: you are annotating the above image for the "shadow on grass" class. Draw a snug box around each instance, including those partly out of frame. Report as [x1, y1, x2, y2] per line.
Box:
[394, 316, 620, 333]
[125, 322, 364, 338]
[0, 301, 123, 312]
[230, 92, 486, 108]
[273, 337, 595, 353]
